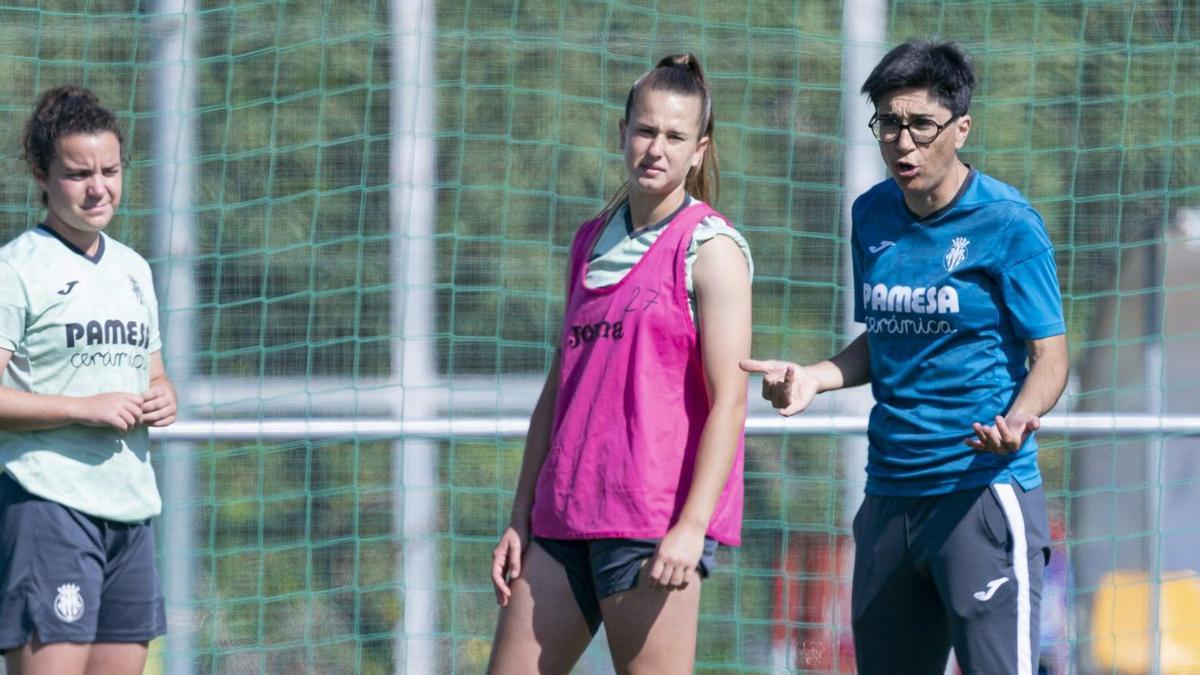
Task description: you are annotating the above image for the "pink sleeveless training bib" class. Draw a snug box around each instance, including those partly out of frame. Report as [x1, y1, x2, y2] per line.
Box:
[530, 202, 745, 546]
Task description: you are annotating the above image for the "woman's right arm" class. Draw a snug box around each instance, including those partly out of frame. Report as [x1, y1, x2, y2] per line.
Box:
[0, 349, 144, 432]
[491, 350, 561, 606]
[740, 333, 872, 416]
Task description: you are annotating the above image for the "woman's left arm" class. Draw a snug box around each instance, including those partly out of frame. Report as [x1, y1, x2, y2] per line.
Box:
[141, 351, 178, 427]
[648, 234, 751, 589]
[968, 334, 1069, 454]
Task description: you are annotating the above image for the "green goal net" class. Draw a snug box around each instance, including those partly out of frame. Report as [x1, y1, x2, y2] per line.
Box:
[0, 1, 1197, 673]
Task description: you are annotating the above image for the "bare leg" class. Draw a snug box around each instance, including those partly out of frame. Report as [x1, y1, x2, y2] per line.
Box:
[487, 541, 594, 674]
[600, 563, 702, 675]
[84, 642, 148, 675]
[4, 634, 89, 675]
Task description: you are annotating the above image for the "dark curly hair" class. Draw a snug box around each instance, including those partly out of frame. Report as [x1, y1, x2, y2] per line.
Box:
[22, 86, 124, 205]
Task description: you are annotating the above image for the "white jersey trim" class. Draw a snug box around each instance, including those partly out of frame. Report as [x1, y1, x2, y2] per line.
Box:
[992, 482, 1032, 675]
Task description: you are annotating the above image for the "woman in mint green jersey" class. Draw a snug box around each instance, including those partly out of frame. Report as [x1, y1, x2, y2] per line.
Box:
[0, 86, 177, 675]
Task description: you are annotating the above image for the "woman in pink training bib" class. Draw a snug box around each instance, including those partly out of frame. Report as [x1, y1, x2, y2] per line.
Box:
[488, 53, 752, 673]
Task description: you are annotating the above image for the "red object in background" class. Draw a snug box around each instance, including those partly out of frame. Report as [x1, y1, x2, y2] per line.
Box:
[771, 532, 857, 672]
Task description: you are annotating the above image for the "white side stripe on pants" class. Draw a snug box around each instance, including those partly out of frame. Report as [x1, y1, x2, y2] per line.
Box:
[992, 482, 1031, 675]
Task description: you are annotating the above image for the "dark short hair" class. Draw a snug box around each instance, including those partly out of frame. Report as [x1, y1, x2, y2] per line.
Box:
[860, 40, 976, 116]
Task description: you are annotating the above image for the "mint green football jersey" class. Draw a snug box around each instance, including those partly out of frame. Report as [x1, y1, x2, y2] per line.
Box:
[0, 226, 163, 522]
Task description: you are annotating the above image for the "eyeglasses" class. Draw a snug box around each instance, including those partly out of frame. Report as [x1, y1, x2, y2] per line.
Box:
[868, 113, 959, 145]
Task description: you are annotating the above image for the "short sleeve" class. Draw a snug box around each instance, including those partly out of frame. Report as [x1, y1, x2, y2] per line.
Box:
[851, 203, 865, 324]
[0, 261, 28, 352]
[998, 209, 1065, 339]
[144, 264, 163, 354]
[685, 215, 754, 326]
[690, 215, 753, 281]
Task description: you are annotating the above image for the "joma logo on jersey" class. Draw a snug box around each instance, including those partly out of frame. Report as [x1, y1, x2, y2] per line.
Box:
[567, 320, 623, 348]
[65, 320, 151, 349]
[863, 283, 960, 314]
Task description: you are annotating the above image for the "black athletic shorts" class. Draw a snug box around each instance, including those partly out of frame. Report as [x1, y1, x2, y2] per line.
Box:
[533, 535, 719, 634]
[0, 473, 166, 650]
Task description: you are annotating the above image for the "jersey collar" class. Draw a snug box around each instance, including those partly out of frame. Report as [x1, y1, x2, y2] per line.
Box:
[37, 224, 106, 264]
[622, 195, 693, 237]
[903, 165, 977, 224]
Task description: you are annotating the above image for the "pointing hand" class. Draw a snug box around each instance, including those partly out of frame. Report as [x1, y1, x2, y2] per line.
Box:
[739, 358, 819, 416]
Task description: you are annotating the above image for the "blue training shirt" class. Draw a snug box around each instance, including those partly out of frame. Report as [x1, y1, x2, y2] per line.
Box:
[851, 168, 1065, 496]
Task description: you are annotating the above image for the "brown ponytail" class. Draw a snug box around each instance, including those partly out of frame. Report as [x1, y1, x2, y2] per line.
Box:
[601, 53, 720, 215]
